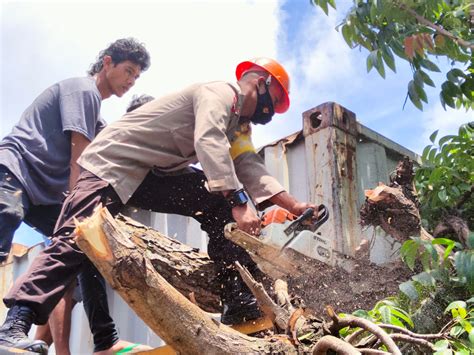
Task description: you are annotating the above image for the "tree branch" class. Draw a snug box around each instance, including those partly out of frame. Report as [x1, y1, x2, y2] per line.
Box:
[312, 335, 361, 355]
[235, 261, 289, 330]
[326, 306, 402, 355]
[378, 324, 444, 340]
[398, 2, 474, 50]
[389, 333, 436, 351]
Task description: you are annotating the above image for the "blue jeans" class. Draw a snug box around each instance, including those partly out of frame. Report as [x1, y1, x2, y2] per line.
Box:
[0, 165, 62, 261]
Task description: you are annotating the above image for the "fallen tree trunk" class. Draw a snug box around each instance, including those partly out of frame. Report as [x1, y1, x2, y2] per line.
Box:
[75, 207, 298, 354]
[83, 211, 221, 312]
[74, 206, 443, 354]
[75, 207, 413, 319]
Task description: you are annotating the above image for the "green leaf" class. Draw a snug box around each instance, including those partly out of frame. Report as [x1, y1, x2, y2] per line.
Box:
[369, 2, 377, 21]
[430, 129, 439, 143]
[317, 0, 329, 15]
[399, 281, 419, 300]
[367, 50, 378, 72]
[420, 58, 441, 73]
[408, 80, 423, 110]
[390, 40, 406, 59]
[427, 146, 437, 163]
[375, 50, 386, 78]
[444, 243, 456, 260]
[415, 82, 428, 103]
[401, 240, 418, 270]
[327, 0, 336, 10]
[438, 189, 448, 202]
[414, 70, 424, 87]
[455, 250, 474, 293]
[467, 232, 474, 249]
[390, 307, 414, 328]
[441, 90, 456, 109]
[438, 135, 455, 147]
[469, 329, 474, 345]
[381, 45, 396, 72]
[422, 144, 433, 161]
[352, 309, 370, 319]
[447, 68, 467, 83]
[433, 339, 450, 350]
[442, 81, 462, 97]
[420, 248, 433, 270]
[341, 24, 353, 46]
[379, 305, 391, 323]
[445, 301, 467, 314]
[412, 271, 436, 286]
[432, 238, 456, 246]
[419, 70, 436, 87]
[450, 324, 465, 337]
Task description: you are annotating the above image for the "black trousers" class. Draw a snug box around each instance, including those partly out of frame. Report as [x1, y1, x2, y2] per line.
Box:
[4, 169, 257, 351]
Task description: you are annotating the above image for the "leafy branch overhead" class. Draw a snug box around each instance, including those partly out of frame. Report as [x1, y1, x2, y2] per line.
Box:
[311, 0, 474, 111]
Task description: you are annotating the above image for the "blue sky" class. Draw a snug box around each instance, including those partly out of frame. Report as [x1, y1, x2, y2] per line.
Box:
[1, 0, 471, 246]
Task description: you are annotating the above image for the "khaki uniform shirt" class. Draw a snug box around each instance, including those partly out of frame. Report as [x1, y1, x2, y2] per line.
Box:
[78, 81, 284, 205]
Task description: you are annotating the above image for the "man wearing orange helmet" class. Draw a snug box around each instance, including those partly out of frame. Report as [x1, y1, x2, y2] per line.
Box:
[0, 57, 317, 353]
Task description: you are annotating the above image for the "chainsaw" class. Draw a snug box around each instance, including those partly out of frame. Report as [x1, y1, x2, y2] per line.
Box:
[259, 205, 331, 263]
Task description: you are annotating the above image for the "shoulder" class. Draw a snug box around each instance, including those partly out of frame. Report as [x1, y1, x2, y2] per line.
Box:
[58, 77, 100, 99]
[194, 81, 237, 104]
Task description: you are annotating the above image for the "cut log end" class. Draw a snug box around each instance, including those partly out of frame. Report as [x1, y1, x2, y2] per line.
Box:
[74, 207, 113, 261]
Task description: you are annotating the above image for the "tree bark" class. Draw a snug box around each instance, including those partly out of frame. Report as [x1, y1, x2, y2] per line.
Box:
[75, 207, 297, 354]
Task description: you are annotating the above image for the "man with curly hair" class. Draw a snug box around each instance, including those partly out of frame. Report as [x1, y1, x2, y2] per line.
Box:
[0, 38, 150, 354]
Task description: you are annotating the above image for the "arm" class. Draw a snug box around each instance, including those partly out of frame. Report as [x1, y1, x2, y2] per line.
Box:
[69, 132, 91, 191]
[193, 84, 240, 192]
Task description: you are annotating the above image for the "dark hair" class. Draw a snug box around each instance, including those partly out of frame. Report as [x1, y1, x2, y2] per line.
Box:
[126, 94, 155, 112]
[88, 38, 151, 76]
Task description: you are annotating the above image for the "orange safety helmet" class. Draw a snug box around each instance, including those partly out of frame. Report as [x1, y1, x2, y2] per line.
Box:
[235, 57, 290, 114]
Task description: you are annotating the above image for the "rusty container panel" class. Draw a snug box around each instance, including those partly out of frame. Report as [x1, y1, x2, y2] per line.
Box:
[261, 102, 419, 267]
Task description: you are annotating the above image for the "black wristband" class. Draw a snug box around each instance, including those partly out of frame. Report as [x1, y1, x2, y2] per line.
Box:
[226, 188, 249, 208]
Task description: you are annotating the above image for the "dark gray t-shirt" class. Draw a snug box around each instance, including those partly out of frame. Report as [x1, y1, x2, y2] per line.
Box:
[0, 77, 105, 205]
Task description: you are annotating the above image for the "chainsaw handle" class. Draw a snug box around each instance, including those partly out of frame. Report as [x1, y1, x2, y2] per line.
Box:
[281, 204, 330, 251]
[314, 204, 329, 228]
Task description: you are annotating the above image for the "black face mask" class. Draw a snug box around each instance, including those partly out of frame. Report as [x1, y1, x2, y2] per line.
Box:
[250, 83, 275, 125]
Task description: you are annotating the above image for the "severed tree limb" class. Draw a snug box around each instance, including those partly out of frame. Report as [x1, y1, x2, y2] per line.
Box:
[225, 223, 308, 279]
[312, 335, 361, 355]
[326, 306, 402, 355]
[75, 207, 298, 355]
[94, 211, 221, 312]
[235, 261, 289, 330]
[275, 279, 293, 311]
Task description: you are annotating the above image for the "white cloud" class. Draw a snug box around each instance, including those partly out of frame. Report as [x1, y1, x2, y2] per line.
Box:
[415, 104, 472, 151]
[1, 0, 280, 133]
[251, 4, 365, 148]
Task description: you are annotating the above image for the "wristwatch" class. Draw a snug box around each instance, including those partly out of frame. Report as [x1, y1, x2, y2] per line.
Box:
[226, 189, 249, 208]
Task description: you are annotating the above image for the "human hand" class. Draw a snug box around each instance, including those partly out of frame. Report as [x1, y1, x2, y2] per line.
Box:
[289, 202, 317, 217]
[232, 204, 261, 236]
